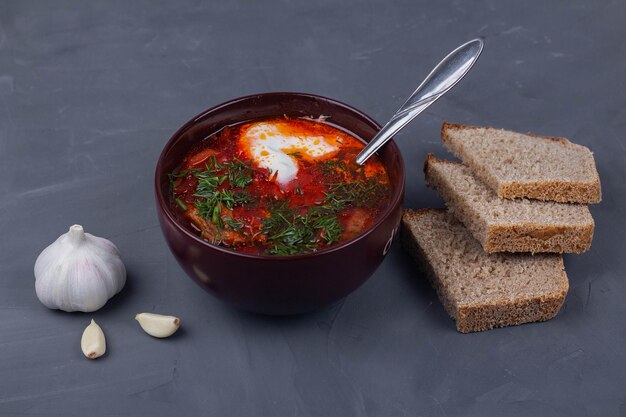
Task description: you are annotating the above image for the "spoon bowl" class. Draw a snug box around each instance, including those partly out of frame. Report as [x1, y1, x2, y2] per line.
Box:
[356, 38, 484, 165]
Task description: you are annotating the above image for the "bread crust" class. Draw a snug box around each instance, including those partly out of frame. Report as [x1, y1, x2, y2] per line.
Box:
[456, 287, 568, 333]
[425, 154, 594, 254]
[486, 222, 594, 254]
[499, 181, 601, 205]
[441, 122, 602, 204]
[401, 209, 569, 333]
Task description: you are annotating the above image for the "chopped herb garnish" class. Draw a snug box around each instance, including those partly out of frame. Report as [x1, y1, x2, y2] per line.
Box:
[262, 203, 320, 255]
[168, 170, 187, 182]
[195, 189, 254, 225]
[168, 168, 196, 187]
[190, 158, 255, 226]
[259, 179, 387, 255]
[223, 158, 254, 188]
[225, 217, 245, 232]
[317, 159, 348, 175]
[321, 179, 385, 209]
[170, 117, 392, 256]
[194, 159, 225, 199]
[175, 198, 188, 211]
[313, 214, 342, 244]
[262, 208, 342, 255]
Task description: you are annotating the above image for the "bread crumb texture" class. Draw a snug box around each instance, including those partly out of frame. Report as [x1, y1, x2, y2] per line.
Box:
[424, 155, 594, 253]
[401, 209, 569, 333]
[441, 123, 601, 204]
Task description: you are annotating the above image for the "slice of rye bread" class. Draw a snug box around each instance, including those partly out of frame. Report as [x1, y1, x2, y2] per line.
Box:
[401, 209, 569, 333]
[441, 122, 601, 204]
[424, 155, 594, 253]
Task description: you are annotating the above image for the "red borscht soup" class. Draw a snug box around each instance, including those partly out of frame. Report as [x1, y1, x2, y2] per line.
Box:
[170, 116, 391, 256]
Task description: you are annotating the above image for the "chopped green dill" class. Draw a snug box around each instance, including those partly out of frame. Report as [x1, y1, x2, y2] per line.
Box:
[189, 157, 255, 226]
[317, 159, 348, 175]
[193, 160, 225, 199]
[260, 179, 387, 255]
[223, 158, 254, 188]
[175, 198, 188, 211]
[195, 189, 254, 225]
[320, 179, 385, 209]
[262, 200, 343, 255]
[172, 148, 390, 255]
[313, 214, 342, 244]
[287, 151, 303, 159]
[168, 170, 187, 182]
[262, 204, 319, 255]
[225, 217, 245, 232]
[168, 168, 197, 187]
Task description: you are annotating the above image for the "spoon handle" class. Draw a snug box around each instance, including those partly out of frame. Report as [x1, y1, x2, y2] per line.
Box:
[355, 38, 484, 165]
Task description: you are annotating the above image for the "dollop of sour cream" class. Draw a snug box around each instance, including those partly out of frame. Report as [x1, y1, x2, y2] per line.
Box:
[240, 121, 339, 187]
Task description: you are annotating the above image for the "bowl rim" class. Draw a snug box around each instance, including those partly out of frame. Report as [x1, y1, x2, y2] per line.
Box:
[155, 91, 405, 261]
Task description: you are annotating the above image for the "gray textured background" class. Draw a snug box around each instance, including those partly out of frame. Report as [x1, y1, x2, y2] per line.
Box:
[1, 1, 625, 416]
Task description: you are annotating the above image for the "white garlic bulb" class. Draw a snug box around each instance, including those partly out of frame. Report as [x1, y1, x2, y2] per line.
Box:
[34, 225, 126, 312]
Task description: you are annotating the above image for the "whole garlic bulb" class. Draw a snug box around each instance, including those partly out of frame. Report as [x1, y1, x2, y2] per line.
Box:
[34, 225, 126, 312]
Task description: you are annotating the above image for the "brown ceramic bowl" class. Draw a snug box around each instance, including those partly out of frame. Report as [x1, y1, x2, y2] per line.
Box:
[155, 92, 404, 314]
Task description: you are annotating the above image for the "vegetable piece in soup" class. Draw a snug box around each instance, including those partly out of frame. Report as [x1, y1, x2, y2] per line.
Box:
[170, 117, 391, 256]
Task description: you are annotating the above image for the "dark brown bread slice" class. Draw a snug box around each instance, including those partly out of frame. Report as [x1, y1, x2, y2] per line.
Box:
[441, 122, 602, 204]
[401, 209, 569, 333]
[425, 155, 594, 253]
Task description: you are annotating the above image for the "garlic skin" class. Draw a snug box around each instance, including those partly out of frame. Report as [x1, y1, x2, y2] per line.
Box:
[81, 319, 106, 359]
[135, 313, 181, 338]
[34, 225, 126, 312]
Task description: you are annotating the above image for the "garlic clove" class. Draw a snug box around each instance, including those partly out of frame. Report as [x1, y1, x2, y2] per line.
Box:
[135, 313, 181, 338]
[81, 319, 106, 359]
[34, 225, 126, 312]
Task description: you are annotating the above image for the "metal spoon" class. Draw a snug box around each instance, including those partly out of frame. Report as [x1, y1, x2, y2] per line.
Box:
[355, 38, 484, 165]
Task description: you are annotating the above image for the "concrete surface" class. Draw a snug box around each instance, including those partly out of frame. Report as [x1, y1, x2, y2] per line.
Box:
[1, 1, 624, 416]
